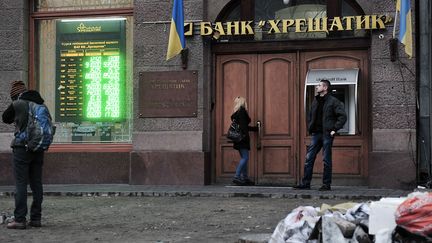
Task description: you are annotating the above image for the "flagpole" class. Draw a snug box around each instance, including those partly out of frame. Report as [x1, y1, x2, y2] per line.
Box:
[393, 7, 398, 39]
[390, 0, 400, 62]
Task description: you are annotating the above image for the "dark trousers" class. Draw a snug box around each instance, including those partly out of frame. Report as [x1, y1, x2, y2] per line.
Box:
[301, 132, 334, 186]
[12, 147, 44, 223]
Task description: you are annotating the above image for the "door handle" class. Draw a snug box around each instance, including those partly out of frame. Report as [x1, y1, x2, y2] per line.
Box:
[256, 120, 262, 150]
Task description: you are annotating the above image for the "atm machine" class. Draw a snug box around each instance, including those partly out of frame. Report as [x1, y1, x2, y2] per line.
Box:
[304, 68, 359, 135]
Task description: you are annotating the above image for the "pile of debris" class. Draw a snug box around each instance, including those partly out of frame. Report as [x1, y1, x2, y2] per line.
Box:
[0, 213, 14, 225]
[269, 191, 432, 243]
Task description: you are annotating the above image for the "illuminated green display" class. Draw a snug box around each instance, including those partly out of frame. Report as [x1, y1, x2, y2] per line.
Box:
[83, 55, 124, 121]
[56, 20, 126, 122]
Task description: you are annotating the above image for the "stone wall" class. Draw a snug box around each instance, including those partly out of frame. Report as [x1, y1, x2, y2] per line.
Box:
[131, 0, 209, 185]
[359, 0, 417, 188]
[133, 0, 206, 151]
[0, 0, 29, 184]
[0, 0, 28, 135]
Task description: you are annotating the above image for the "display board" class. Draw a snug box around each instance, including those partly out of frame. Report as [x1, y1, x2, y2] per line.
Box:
[55, 19, 126, 122]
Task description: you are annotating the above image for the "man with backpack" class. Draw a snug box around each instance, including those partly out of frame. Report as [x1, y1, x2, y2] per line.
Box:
[2, 80, 48, 229]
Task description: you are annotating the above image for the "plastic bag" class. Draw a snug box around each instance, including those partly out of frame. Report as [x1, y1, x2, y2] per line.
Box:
[269, 206, 319, 243]
[395, 192, 432, 237]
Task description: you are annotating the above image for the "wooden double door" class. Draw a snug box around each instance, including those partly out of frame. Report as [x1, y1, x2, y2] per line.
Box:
[215, 51, 369, 186]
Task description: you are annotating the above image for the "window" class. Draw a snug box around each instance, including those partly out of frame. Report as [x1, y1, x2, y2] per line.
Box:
[35, 0, 133, 11]
[33, 1, 133, 144]
[217, 0, 366, 41]
[305, 69, 359, 135]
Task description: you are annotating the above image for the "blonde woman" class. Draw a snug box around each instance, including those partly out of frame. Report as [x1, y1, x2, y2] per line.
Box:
[230, 97, 257, 186]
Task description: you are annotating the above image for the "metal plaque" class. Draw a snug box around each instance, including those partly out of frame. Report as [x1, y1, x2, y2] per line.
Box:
[139, 71, 198, 118]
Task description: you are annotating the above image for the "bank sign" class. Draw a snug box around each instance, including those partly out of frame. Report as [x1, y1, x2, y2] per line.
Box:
[183, 15, 392, 38]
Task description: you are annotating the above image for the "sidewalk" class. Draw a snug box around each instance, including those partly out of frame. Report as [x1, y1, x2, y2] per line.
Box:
[0, 184, 412, 200]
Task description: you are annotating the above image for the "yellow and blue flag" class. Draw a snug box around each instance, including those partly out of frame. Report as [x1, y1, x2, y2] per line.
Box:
[396, 0, 413, 58]
[166, 0, 185, 60]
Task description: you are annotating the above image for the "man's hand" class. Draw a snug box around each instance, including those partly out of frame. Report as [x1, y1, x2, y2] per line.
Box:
[330, 131, 336, 137]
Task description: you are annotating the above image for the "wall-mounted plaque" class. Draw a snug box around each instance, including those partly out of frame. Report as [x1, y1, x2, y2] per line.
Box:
[139, 71, 198, 118]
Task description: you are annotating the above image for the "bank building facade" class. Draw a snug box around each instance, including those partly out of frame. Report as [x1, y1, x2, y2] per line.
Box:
[1, 0, 431, 189]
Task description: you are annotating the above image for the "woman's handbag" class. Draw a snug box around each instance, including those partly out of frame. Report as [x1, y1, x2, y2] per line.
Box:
[227, 120, 245, 142]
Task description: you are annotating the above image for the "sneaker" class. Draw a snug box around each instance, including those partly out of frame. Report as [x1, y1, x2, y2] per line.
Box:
[293, 184, 311, 190]
[318, 184, 331, 191]
[232, 177, 246, 186]
[28, 220, 42, 227]
[7, 220, 26, 229]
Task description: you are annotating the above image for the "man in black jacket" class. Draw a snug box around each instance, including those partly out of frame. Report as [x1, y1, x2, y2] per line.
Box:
[294, 80, 347, 191]
[2, 80, 45, 229]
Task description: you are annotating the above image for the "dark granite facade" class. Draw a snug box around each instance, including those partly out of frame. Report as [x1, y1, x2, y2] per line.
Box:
[0, 152, 130, 185]
[1, 150, 210, 185]
[0, 0, 28, 133]
[0, 0, 420, 188]
[369, 152, 417, 189]
[130, 151, 210, 185]
[364, 0, 417, 188]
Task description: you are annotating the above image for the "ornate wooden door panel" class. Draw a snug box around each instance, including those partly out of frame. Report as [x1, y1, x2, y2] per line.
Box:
[299, 51, 369, 184]
[215, 55, 257, 182]
[215, 50, 369, 185]
[256, 53, 298, 185]
[215, 53, 298, 184]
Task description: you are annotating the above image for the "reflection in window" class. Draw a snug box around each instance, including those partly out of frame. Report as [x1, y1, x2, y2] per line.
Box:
[217, 0, 367, 42]
[254, 0, 327, 40]
[341, 0, 366, 37]
[35, 0, 134, 12]
[223, 4, 241, 21]
[255, 0, 327, 20]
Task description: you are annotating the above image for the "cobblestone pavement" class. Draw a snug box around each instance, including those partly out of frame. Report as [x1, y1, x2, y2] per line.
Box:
[0, 196, 373, 243]
[0, 184, 412, 243]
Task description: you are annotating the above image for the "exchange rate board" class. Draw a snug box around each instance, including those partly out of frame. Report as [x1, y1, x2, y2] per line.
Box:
[55, 19, 126, 122]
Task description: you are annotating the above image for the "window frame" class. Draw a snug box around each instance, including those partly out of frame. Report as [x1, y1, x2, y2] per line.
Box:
[29, 2, 133, 152]
[216, 0, 366, 21]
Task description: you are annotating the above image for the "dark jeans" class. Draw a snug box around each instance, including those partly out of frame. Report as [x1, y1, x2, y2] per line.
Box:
[12, 147, 44, 223]
[301, 132, 334, 186]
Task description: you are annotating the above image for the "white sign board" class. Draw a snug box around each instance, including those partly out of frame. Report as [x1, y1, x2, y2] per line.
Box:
[306, 68, 359, 85]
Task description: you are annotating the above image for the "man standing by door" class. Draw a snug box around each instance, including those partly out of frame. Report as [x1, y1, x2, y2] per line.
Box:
[294, 79, 347, 191]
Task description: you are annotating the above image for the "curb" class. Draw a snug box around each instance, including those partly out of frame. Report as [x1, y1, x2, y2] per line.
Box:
[0, 184, 412, 200]
[0, 191, 394, 200]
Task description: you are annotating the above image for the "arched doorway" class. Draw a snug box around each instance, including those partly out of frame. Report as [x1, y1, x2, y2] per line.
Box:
[213, 0, 370, 186]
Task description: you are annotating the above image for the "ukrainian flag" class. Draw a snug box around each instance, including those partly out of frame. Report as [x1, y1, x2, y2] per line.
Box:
[397, 0, 413, 58]
[166, 0, 185, 60]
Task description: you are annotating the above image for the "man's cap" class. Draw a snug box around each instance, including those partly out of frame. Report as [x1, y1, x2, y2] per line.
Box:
[10, 80, 27, 98]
